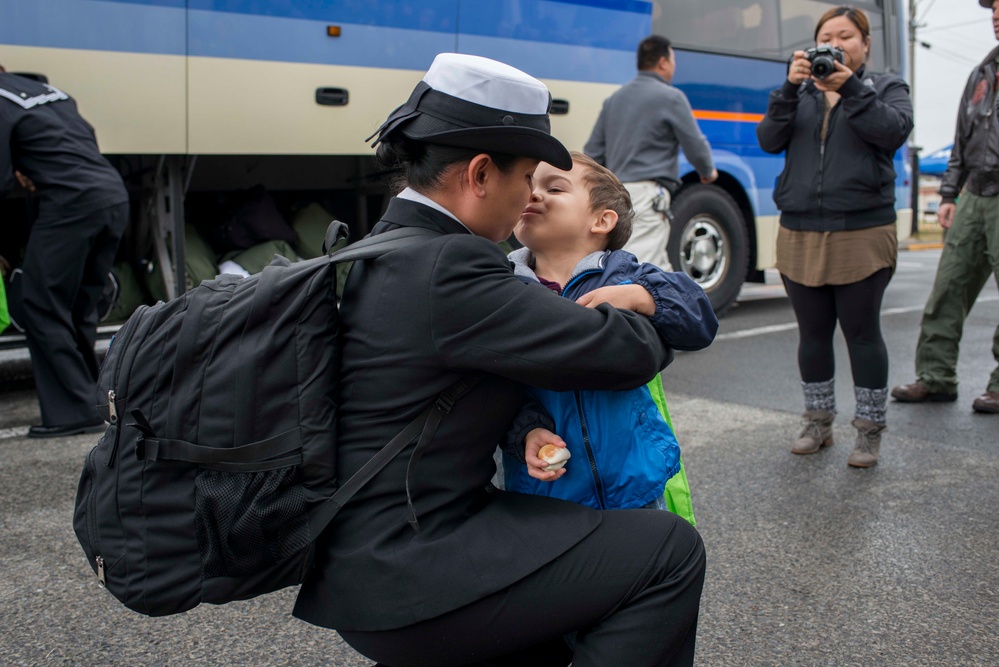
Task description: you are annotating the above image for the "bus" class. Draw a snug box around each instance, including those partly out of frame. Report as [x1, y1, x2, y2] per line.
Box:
[0, 0, 910, 341]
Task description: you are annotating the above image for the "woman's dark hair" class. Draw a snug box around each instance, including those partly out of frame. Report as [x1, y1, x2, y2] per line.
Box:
[376, 136, 520, 193]
[814, 5, 870, 42]
[637, 35, 672, 71]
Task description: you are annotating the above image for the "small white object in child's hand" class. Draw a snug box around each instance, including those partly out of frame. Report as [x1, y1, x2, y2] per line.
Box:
[539, 443, 571, 471]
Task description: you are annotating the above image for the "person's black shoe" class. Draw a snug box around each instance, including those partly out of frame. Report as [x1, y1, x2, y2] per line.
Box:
[27, 419, 106, 438]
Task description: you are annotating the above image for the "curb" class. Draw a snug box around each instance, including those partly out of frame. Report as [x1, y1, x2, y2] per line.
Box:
[903, 241, 944, 251]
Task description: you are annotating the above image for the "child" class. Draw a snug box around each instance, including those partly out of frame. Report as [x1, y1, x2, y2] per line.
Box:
[502, 152, 718, 521]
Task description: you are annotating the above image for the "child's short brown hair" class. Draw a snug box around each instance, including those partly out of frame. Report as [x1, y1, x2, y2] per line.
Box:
[571, 152, 633, 250]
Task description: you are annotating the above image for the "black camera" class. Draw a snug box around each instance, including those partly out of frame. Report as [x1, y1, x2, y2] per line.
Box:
[805, 45, 845, 80]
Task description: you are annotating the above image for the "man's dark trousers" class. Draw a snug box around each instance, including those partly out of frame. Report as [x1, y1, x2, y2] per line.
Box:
[19, 201, 129, 426]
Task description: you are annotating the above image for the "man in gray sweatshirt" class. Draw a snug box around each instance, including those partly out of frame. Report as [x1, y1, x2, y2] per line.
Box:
[585, 35, 716, 271]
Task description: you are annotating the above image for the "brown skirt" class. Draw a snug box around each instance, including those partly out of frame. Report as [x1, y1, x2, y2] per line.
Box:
[775, 222, 898, 287]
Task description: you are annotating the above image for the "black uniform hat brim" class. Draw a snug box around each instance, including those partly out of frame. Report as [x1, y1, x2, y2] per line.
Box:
[403, 123, 572, 171]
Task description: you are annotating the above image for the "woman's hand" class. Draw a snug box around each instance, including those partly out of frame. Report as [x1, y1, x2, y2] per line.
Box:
[787, 51, 811, 85]
[576, 284, 655, 316]
[812, 60, 853, 93]
[524, 428, 567, 482]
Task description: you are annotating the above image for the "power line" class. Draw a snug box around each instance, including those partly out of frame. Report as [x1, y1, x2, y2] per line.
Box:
[920, 41, 981, 67]
[916, 0, 939, 24]
[920, 19, 985, 34]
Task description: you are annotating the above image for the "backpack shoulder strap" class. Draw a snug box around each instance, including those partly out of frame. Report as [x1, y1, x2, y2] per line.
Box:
[306, 373, 484, 537]
[327, 225, 440, 264]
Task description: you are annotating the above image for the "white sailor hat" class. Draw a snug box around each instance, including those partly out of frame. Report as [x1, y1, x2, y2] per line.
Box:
[368, 53, 571, 170]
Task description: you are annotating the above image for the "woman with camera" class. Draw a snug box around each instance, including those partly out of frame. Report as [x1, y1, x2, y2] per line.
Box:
[756, 5, 912, 468]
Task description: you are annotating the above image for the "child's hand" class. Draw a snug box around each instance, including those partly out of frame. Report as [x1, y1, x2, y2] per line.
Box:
[576, 284, 655, 316]
[524, 428, 568, 482]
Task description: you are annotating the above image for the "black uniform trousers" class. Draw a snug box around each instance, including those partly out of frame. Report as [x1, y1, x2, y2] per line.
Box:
[339, 509, 706, 667]
[18, 201, 128, 426]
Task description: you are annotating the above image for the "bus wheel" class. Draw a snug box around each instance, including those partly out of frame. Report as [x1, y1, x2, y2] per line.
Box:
[668, 184, 748, 317]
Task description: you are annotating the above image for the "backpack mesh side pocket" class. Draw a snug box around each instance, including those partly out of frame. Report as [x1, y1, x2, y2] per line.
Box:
[195, 465, 311, 578]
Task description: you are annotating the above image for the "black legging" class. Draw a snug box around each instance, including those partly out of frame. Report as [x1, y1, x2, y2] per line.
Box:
[781, 268, 892, 389]
[339, 509, 706, 667]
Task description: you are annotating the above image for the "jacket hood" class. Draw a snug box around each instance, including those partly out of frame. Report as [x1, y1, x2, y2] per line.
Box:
[508, 247, 608, 284]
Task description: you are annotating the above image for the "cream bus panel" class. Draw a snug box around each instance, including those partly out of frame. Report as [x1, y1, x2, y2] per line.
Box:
[1, 46, 186, 155]
[187, 58, 423, 155]
[546, 80, 619, 154]
[187, 57, 617, 156]
[755, 215, 780, 271]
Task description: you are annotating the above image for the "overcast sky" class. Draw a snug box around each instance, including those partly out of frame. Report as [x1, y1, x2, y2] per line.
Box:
[910, 0, 997, 153]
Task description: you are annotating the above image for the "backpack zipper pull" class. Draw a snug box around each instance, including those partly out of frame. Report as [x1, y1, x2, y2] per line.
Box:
[96, 556, 106, 587]
[108, 390, 117, 424]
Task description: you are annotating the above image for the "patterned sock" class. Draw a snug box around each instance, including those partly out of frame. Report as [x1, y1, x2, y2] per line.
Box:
[802, 378, 836, 413]
[855, 386, 888, 425]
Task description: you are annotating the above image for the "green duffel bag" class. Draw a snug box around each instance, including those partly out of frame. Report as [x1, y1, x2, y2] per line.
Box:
[221, 239, 299, 276]
[145, 224, 220, 302]
[292, 202, 334, 260]
[105, 261, 150, 324]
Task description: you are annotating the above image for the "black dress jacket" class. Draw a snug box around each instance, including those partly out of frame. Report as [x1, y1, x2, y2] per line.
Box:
[293, 198, 670, 631]
[0, 72, 127, 216]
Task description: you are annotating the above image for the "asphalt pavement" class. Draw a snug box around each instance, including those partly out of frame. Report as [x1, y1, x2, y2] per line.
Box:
[1, 246, 996, 666]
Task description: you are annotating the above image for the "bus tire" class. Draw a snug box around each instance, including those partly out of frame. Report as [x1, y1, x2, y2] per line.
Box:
[667, 184, 748, 317]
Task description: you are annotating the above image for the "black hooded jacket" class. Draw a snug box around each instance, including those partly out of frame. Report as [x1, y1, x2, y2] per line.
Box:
[756, 66, 912, 232]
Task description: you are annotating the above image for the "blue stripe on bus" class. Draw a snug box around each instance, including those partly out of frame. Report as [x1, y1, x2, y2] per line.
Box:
[0, 0, 185, 55]
[187, 0, 461, 31]
[457, 1, 650, 52]
[101, 0, 185, 7]
[108, 0, 651, 21]
[187, 9, 456, 70]
[546, 0, 652, 13]
[456, 35, 635, 84]
[3, 0, 647, 57]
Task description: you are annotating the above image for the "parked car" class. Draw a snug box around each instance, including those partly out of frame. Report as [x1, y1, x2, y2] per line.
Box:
[919, 144, 952, 177]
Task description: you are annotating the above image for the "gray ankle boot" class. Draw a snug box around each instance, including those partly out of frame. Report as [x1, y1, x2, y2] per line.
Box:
[791, 409, 835, 454]
[848, 418, 885, 468]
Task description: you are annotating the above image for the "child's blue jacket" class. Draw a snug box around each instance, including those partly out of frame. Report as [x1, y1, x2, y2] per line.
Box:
[503, 248, 718, 510]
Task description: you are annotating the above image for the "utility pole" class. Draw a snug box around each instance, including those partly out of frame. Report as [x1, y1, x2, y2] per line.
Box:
[909, 0, 917, 145]
[908, 0, 921, 236]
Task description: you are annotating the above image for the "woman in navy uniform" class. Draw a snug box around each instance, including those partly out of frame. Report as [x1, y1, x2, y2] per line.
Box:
[0, 65, 128, 437]
[293, 54, 706, 667]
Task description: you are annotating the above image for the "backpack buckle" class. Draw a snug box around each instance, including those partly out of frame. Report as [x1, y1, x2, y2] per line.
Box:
[435, 393, 456, 414]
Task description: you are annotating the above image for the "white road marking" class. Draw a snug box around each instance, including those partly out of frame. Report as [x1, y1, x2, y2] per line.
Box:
[717, 296, 998, 341]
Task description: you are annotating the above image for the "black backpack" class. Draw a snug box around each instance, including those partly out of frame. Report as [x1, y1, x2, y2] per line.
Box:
[73, 223, 475, 617]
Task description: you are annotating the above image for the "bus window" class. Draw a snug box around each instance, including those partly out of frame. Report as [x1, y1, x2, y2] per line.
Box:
[653, 1, 781, 59]
[656, 0, 887, 71]
[779, 0, 887, 71]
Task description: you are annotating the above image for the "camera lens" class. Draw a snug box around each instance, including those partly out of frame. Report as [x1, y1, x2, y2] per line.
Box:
[811, 56, 833, 79]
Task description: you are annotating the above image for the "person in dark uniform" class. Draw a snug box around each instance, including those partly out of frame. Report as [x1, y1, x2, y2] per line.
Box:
[292, 53, 706, 667]
[0, 65, 129, 437]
